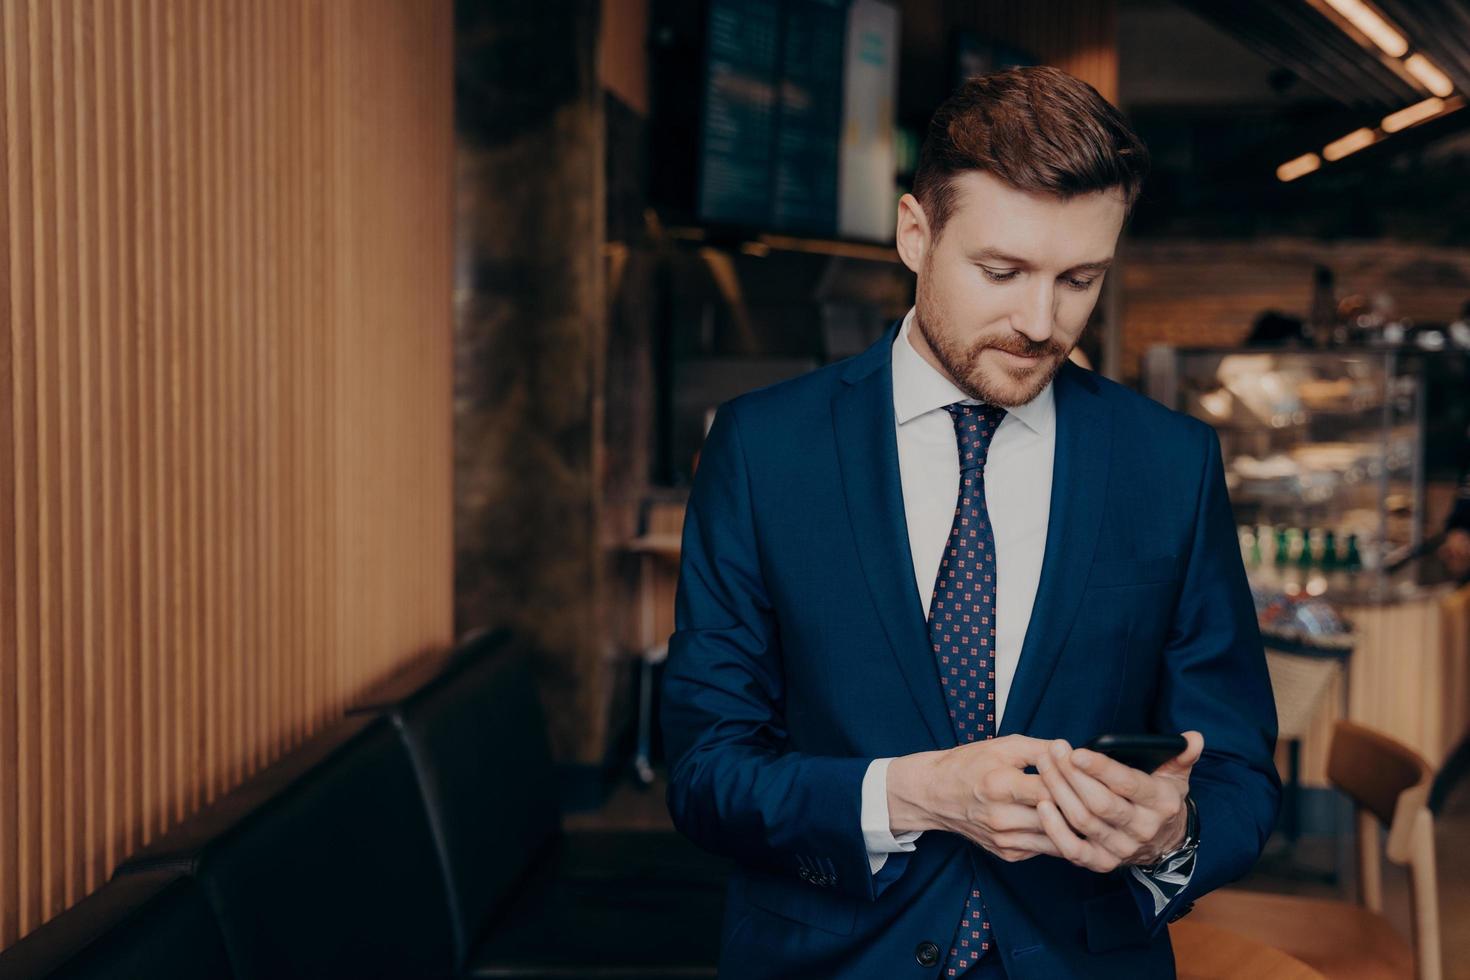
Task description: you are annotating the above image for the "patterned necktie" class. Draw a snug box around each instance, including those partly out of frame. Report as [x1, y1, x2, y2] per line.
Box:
[929, 401, 1007, 977]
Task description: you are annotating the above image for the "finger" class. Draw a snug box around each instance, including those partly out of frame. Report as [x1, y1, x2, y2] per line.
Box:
[997, 734, 1064, 768]
[999, 771, 1051, 807]
[1039, 745, 1121, 847]
[1069, 746, 1153, 804]
[1037, 799, 1115, 873]
[988, 831, 1064, 860]
[1153, 731, 1205, 780]
[1056, 746, 1138, 831]
[986, 802, 1046, 834]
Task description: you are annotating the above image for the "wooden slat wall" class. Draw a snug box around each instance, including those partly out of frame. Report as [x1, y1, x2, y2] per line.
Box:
[0, 0, 454, 948]
[969, 0, 1120, 104]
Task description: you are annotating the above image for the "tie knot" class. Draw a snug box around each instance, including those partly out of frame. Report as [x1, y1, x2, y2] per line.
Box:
[944, 402, 1006, 472]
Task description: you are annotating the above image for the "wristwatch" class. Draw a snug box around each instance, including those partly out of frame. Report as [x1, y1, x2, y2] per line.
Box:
[1136, 794, 1198, 874]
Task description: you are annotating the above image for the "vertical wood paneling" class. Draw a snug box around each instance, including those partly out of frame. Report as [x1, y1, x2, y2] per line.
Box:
[0, 0, 16, 948]
[0, 0, 454, 949]
[964, 0, 1120, 103]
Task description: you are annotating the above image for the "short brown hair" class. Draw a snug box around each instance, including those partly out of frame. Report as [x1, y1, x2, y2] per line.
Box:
[912, 66, 1149, 242]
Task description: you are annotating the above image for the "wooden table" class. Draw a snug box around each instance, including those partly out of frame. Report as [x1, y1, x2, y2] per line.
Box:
[1173, 919, 1327, 980]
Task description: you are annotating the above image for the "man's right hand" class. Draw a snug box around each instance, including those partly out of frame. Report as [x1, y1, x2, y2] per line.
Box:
[886, 735, 1062, 863]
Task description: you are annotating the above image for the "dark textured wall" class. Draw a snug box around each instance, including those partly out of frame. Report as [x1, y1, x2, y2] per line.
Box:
[453, 0, 610, 764]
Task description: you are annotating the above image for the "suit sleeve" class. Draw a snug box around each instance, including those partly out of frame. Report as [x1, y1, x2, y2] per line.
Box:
[660, 402, 912, 902]
[1138, 423, 1282, 936]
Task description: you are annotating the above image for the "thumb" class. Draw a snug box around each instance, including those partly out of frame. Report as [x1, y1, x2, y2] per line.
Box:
[1154, 730, 1204, 779]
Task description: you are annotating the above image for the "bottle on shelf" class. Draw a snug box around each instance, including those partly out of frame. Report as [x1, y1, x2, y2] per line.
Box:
[1297, 528, 1318, 568]
[1239, 525, 1257, 568]
[1257, 524, 1274, 564]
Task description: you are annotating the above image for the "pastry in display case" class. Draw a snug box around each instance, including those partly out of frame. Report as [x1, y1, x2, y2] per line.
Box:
[1143, 347, 1433, 604]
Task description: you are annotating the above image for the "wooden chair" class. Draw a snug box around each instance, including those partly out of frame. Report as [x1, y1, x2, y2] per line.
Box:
[1189, 720, 1441, 980]
[625, 498, 685, 784]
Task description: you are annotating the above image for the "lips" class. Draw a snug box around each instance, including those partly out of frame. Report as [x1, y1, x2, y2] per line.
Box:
[994, 348, 1046, 365]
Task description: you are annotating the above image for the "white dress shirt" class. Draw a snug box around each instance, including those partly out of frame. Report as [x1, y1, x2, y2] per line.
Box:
[855, 309, 1194, 919]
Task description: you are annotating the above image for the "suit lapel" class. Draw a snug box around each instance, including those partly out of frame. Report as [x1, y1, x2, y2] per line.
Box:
[997, 362, 1113, 737]
[832, 322, 955, 750]
[832, 332, 1114, 748]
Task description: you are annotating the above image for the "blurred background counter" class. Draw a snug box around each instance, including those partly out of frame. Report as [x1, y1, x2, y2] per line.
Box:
[1146, 346, 1470, 788]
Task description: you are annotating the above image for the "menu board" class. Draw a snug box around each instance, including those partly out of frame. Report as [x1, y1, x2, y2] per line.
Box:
[769, 0, 846, 235]
[697, 0, 851, 236]
[697, 0, 781, 225]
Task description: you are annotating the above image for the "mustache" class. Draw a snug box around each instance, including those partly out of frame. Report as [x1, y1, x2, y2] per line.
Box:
[977, 335, 1065, 359]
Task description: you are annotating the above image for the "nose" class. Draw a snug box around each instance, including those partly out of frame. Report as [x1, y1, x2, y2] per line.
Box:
[1011, 280, 1057, 345]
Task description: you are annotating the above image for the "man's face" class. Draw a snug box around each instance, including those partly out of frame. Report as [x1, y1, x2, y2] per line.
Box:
[896, 170, 1126, 407]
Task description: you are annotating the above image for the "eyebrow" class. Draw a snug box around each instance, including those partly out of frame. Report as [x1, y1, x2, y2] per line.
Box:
[966, 247, 1113, 274]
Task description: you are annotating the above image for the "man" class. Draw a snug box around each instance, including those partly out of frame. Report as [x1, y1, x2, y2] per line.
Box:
[1438, 424, 1470, 577]
[661, 66, 1280, 979]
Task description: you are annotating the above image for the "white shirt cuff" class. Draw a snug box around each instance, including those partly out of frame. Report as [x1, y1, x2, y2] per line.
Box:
[1129, 849, 1197, 916]
[861, 757, 922, 875]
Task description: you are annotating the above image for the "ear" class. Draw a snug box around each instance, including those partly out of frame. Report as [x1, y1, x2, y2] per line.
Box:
[895, 193, 930, 275]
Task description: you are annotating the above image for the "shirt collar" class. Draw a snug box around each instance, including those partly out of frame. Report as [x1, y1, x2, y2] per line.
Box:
[891, 306, 1055, 434]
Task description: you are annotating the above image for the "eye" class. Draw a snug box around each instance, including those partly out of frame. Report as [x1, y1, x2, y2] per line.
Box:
[1062, 275, 1099, 291]
[980, 267, 1019, 283]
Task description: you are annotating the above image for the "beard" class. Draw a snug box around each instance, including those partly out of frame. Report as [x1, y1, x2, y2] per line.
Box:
[914, 273, 1070, 408]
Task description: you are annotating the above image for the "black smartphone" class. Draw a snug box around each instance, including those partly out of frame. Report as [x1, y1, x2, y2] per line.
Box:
[1084, 734, 1187, 773]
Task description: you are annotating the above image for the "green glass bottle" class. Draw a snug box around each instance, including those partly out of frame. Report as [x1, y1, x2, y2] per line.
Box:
[1297, 528, 1317, 568]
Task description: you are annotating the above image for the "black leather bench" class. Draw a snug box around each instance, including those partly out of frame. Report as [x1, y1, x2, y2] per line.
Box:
[357, 632, 727, 977]
[0, 869, 232, 980]
[111, 710, 460, 979]
[0, 630, 727, 979]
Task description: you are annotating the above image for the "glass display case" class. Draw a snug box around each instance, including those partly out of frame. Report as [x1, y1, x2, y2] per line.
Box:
[1143, 347, 1439, 605]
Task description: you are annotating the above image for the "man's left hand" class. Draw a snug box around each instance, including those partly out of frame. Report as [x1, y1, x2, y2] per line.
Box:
[1032, 731, 1204, 873]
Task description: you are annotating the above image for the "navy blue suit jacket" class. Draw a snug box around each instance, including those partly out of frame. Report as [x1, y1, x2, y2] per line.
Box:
[661, 320, 1281, 979]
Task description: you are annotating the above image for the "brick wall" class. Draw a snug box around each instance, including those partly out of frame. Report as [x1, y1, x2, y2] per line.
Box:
[1120, 238, 1470, 382]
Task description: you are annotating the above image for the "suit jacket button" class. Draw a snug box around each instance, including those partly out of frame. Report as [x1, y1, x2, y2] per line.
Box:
[915, 941, 940, 967]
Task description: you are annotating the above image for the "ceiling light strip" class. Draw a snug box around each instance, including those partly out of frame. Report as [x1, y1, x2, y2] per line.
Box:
[1277, 96, 1466, 181]
[1404, 54, 1454, 98]
[1321, 0, 1408, 57]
